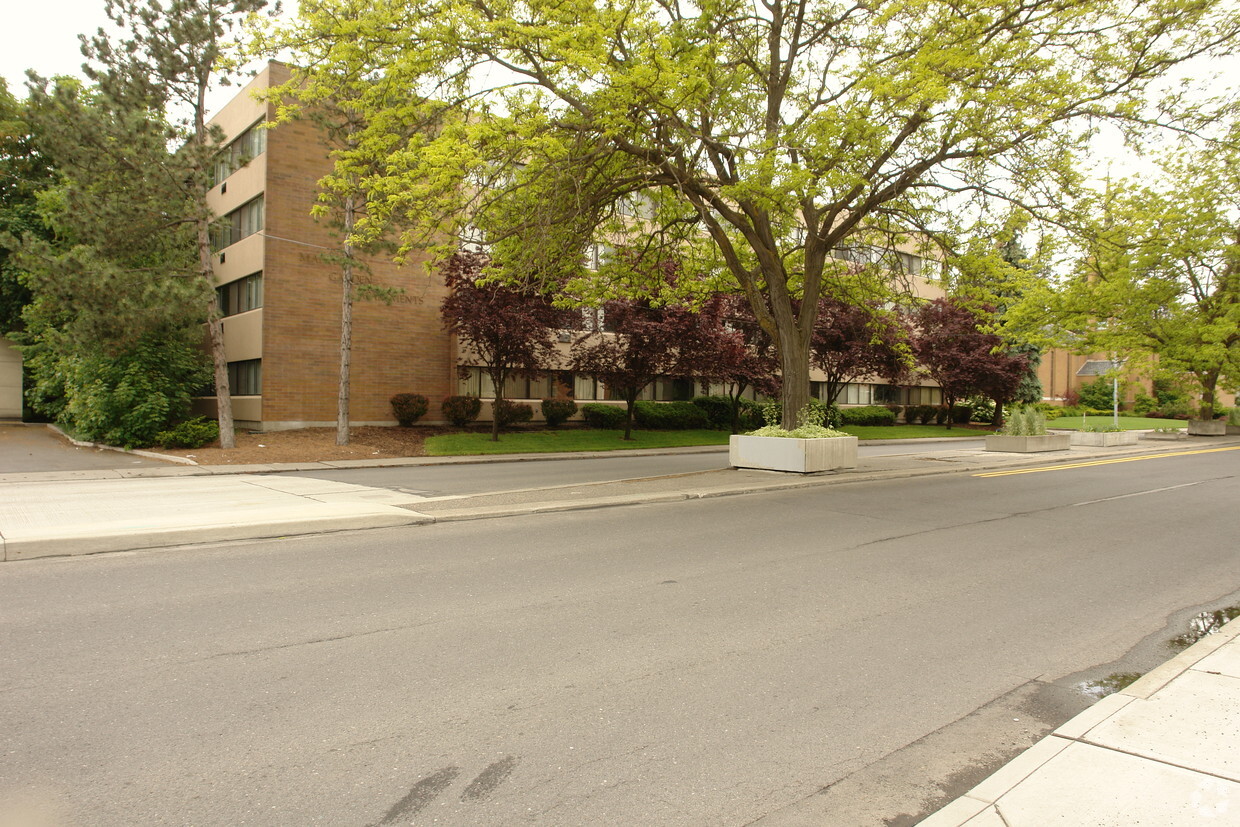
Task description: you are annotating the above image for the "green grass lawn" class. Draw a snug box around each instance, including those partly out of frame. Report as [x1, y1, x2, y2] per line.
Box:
[1045, 415, 1185, 431]
[842, 424, 988, 440]
[423, 429, 731, 455]
[423, 423, 1001, 456]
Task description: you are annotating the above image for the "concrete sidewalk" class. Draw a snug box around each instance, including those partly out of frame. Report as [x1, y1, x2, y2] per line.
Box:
[921, 615, 1240, 826]
[2, 434, 1235, 562]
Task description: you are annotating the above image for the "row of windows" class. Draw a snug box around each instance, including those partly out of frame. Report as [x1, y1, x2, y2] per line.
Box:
[216, 272, 263, 317]
[213, 121, 268, 185]
[210, 196, 264, 251]
[456, 368, 934, 405]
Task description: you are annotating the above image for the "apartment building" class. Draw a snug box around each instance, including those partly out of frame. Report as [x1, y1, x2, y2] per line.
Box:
[200, 63, 950, 431]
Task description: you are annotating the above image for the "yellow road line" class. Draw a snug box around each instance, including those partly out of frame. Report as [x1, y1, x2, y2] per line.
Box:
[975, 445, 1240, 477]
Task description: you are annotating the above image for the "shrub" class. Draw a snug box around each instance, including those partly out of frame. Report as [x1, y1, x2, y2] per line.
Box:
[1228, 407, 1240, 427]
[839, 405, 896, 426]
[581, 403, 627, 429]
[441, 395, 482, 427]
[493, 398, 534, 427]
[1078, 378, 1119, 410]
[884, 404, 904, 423]
[1148, 399, 1193, 420]
[909, 404, 935, 425]
[634, 400, 711, 430]
[154, 416, 219, 449]
[1000, 405, 1048, 436]
[738, 399, 767, 430]
[968, 396, 996, 423]
[691, 395, 735, 429]
[1131, 391, 1157, 415]
[934, 405, 950, 424]
[540, 397, 578, 427]
[746, 403, 850, 439]
[389, 393, 429, 426]
[952, 404, 972, 424]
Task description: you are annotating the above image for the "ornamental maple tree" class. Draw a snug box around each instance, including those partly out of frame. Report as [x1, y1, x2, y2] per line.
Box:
[691, 295, 781, 433]
[570, 297, 711, 441]
[440, 250, 568, 441]
[912, 299, 1027, 429]
[811, 296, 911, 405]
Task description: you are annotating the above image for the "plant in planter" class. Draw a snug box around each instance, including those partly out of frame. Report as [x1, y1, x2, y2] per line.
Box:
[1071, 422, 1139, 446]
[1227, 408, 1240, 435]
[985, 405, 1070, 453]
[729, 403, 858, 473]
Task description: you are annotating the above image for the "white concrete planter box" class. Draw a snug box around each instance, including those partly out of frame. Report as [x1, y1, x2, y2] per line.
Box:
[1141, 431, 1186, 441]
[1228, 424, 1240, 435]
[984, 434, 1071, 453]
[729, 435, 858, 474]
[1187, 419, 1226, 436]
[1070, 430, 1139, 447]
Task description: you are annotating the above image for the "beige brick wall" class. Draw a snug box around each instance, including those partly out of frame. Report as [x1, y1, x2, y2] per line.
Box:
[260, 83, 455, 427]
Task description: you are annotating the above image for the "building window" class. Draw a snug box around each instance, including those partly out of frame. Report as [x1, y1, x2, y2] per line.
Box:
[210, 196, 264, 251]
[213, 121, 268, 184]
[228, 359, 262, 396]
[897, 252, 922, 276]
[873, 384, 904, 405]
[216, 272, 263, 317]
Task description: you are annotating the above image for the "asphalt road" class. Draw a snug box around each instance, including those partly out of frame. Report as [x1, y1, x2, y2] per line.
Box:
[2, 447, 1235, 825]
[278, 439, 987, 497]
[0, 424, 167, 473]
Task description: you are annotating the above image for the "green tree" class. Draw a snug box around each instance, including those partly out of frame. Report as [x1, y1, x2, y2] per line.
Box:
[0, 79, 53, 336]
[350, 0, 1235, 428]
[1054, 137, 1240, 420]
[16, 77, 210, 441]
[76, 0, 270, 447]
[253, 0, 440, 444]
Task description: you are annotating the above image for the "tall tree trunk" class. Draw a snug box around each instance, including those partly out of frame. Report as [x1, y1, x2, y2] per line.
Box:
[336, 193, 356, 446]
[623, 394, 636, 440]
[1198, 369, 1219, 420]
[491, 371, 503, 442]
[199, 219, 235, 448]
[776, 332, 811, 430]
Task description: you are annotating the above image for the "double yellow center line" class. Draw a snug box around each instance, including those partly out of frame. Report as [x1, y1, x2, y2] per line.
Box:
[975, 445, 1240, 478]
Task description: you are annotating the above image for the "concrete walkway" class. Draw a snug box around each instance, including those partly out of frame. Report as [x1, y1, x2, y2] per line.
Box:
[921, 614, 1240, 826]
[2, 433, 1238, 824]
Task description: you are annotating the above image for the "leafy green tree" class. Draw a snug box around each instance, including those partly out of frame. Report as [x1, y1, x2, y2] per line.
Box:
[15, 76, 211, 438]
[1053, 136, 1240, 420]
[0, 80, 53, 337]
[253, 0, 441, 444]
[347, 0, 1236, 428]
[75, 0, 270, 447]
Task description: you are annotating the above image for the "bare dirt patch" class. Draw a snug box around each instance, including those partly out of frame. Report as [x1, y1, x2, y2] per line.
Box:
[154, 426, 461, 465]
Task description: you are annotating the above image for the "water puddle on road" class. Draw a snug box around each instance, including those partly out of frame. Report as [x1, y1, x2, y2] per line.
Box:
[1169, 606, 1240, 651]
[1078, 604, 1240, 699]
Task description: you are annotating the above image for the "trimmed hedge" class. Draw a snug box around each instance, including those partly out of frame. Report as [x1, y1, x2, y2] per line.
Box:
[690, 395, 734, 429]
[442, 395, 482, 427]
[633, 400, 711, 430]
[540, 398, 578, 427]
[493, 399, 534, 427]
[390, 392, 429, 426]
[839, 405, 896, 426]
[581, 403, 627, 429]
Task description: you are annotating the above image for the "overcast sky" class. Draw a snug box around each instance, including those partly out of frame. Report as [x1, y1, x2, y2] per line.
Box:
[2, 0, 1232, 175]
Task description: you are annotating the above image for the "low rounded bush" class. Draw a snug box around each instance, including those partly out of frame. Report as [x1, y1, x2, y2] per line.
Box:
[884, 404, 905, 423]
[540, 397, 578, 427]
[493, 398, 534, 428]
[390, 392, 429, 426]
[691, 395, 734, 429]
[951, 404, 972, 424]
[934, 405, 950, 425]
[154, 416, 219, 449]
[442, 395, 482, 427]
[910, 404, 937, 425]
[839, 405, 896, 426]
[634, 400, 711, 430]
[581, 403, 627, 429]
